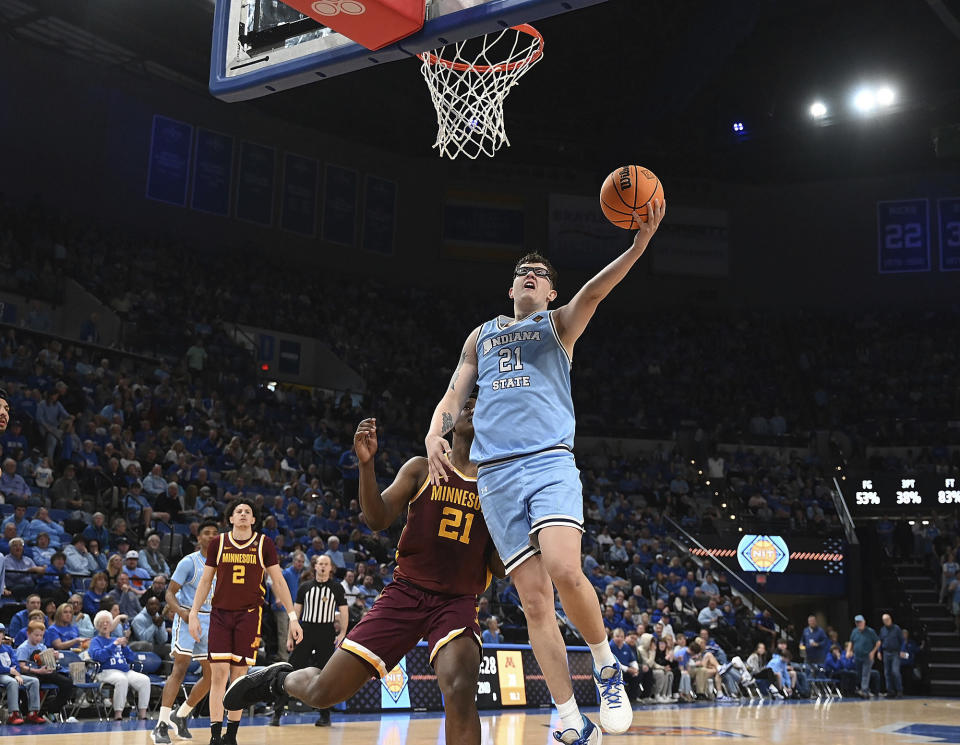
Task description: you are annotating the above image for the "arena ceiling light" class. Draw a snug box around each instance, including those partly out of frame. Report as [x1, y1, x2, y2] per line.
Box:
[809, 100, 828, 118]
[852, 88, 876, 113]
[876, 86, 896, 106]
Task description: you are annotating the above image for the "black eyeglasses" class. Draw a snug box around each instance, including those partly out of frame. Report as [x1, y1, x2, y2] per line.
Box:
[514, 266, 551, 278]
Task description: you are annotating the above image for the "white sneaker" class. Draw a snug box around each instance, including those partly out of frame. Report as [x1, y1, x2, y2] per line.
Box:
[593, 662, 633, 734]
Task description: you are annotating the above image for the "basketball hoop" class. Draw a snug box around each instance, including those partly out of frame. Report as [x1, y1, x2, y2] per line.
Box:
[418, 24, 544, 159]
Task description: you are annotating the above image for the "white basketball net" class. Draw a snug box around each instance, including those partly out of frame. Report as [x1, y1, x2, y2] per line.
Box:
[418, 25, 544, 160]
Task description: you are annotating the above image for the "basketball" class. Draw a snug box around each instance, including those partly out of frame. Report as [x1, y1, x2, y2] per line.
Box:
[599, 165, 664, 229]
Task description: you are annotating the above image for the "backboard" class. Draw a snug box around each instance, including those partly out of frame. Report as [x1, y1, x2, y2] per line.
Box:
[210, 0, 608, 101]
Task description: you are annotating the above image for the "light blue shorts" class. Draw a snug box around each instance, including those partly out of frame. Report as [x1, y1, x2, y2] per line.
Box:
[477, 448, 585, 574]
[172, 612, 209, 659]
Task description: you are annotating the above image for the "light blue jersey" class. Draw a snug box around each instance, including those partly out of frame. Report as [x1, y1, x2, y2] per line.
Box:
[471, 310, 576, 464]
[171, 550, 214, 614]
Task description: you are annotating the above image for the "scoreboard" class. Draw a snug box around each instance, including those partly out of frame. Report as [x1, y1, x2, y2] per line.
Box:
[848, 473, 960, 515]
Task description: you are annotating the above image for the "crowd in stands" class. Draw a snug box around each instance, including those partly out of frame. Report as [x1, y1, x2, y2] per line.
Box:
[4, 195, 960, 451]
[0, 195, 958, 722]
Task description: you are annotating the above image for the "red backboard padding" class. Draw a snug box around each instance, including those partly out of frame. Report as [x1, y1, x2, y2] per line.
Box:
[284, 0, 425, 51]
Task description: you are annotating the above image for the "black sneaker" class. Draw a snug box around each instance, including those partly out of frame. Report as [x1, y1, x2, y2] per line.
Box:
[151, 722, 172, 745]
[169, 712, 192, 740]
[221, 736, 236, 745]
[223, 662, 292, 711]
[315, 713, 331, 727]
[208, 736, 220, 745]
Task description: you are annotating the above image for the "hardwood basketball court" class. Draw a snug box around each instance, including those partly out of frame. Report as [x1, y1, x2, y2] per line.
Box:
[1, 698, 958, 745]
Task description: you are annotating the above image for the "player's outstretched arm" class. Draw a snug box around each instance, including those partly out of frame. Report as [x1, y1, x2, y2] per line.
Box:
[553, 198, 666, 353]
[357, 419, 430, 530]
[425, 327, 480, 485]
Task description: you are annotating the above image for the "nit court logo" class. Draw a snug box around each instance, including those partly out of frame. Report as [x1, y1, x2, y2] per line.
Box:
[875, 723, 960, 743]
[737, 534, 790, 573]
[380, 658, 410, 709]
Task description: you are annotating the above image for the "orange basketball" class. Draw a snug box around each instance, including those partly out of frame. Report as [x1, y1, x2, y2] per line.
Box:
[599, 165, 664, 230]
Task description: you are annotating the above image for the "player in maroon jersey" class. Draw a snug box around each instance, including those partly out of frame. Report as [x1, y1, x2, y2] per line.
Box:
[223, 393, 504, 745]
[189, 498, 302, 745]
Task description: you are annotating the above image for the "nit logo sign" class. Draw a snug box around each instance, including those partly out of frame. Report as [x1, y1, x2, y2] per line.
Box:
[381, 658, 410, 709]
[738, 534, 790, 573]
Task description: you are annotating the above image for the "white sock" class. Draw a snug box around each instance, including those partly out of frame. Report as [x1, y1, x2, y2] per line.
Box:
[159, 706, 172, 726]
[176, 702, 193, 718]
[588, 640, 617, 671]
[556, 695, 582, 733]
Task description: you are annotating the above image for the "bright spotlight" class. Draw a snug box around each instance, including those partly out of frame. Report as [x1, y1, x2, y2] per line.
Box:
[809, 101, 827, 118]
[732, 121, 745, 133]
[876, 86, 895, 106]
[853, 88, 876, 113]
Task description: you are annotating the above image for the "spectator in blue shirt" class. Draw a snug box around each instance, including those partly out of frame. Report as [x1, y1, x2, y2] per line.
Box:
[3, 539, 46, 599]
[130, 597, 169, 655]
[608, 627, 641, 701]
[879, 613, 904, 698]
[1, 459, 34, 505]
[825, 644, 858, 693]
[122, 551, 153, 590]
[802, 615, 829, 665]
[43, 603, 83, 652]
[8, 595, 43, 638]
[700, 573, 720, 599]
[272, 551, 306, 662]
[481, 617, 504, 645]
[83, 572, 110, 617]
[25, 508, 67, 549]
[766, 649, 796, 697]
[63, 534, 97, 576]
[0, 624, 43, 725]
[324, 535, 346, 569]
[31, 533, 56, 565]
[698, 599, 724, 628]
[16, 621, 74, 716]
[89, 610, 150, 720]
[357, 575, 378, 608]
[1, 504, 29, 537]
[138, 534, 171, 578]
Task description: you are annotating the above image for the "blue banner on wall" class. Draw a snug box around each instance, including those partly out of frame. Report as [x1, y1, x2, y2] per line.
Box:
[938, 197, 960, 272]
[146, 115, 193, 206]
[236, 142, 276, 226]
[362, 176, 397, 254]
[877, 199, 930, 273]
[281, 153, 318, 236]
[191, 129, 233, 216]
[323, 165, 358, 246]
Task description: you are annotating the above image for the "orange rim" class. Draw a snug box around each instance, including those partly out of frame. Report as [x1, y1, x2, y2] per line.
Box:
[419, 24, 543, 73]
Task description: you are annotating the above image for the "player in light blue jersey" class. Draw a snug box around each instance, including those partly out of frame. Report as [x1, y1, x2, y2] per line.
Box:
[152, 520, 221, 744]
[426, 199, 665, 745]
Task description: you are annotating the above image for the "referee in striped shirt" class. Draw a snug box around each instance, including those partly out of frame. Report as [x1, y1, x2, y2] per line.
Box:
[272, 554, 347, 727]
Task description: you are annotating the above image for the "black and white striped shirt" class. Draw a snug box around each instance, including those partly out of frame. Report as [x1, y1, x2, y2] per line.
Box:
[296, 579, 347, 625]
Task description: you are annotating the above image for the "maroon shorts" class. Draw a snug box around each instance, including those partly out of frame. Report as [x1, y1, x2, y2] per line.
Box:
[340, 579, 481, 679]
[208, 606, 263, 666]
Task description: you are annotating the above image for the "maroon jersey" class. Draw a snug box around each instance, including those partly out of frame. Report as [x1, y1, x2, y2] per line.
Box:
[394, 462, 491, 596]
[206, 531, 278, 610]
